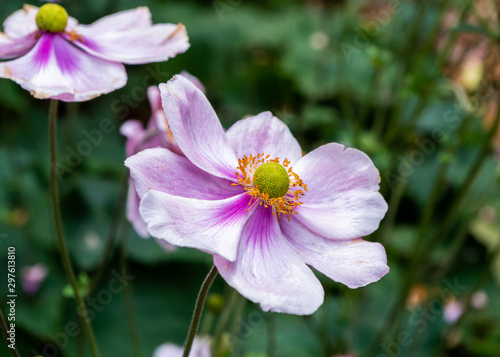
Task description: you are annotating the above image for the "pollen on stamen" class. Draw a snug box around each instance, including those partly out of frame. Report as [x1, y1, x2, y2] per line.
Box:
[233, 153, 308, 221]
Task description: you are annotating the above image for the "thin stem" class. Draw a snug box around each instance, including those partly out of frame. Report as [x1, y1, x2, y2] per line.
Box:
[90, 127, 157, 294]
[120, 222, 143, 357]
[48, 99, 100, 357]
[76, 318, 84, 357]
[229, 293, 247, 356]
[183, 266, 219, 357]
[266, 312, 276, 357]
[0, 308, 20, 357]
[212, 288, 238, 356]
[89, 172, 129, 293]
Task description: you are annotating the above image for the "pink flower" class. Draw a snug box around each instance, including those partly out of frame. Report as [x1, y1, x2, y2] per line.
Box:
[443, 299, 464, 324]
[125, 75, 389, 315]
[121, 87, 178, 239]
[153, 337, 211, 357]
[0, 4, 189, 101]
[21, 263, 48, 296]
[121, 73, 204, 240]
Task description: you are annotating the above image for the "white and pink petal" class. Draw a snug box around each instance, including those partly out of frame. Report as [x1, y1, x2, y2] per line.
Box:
[146, 86, 181, 154]
[179, 70, 206, 94]
[75, 7, 153, 34]
[147, 86, 163, 125]
[2, 4, 38, 39]
[226, 111, 303, 164]
[160, 75, 239, 180]
[0, 32, 38, 59]
[0, 33, 126, 102]
[126, 184, 149, 238]
[125, 148, 240, 200]
[293, 143, 388, 240]
[120, 120, 148, 157]
[214, 206, 324, 315]
[281, 218, 389, 288]
[68, 7, 189, 65]
[139, 191, 254, 262]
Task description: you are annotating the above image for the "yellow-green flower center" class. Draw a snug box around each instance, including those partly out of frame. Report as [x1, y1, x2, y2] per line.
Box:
[35, 4, 68, 33]
[234, 153, 307, 220]
[252, 162, 290, 199]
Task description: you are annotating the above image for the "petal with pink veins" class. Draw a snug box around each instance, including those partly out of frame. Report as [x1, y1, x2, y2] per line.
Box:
[0, 33, 126, 102]
[139, 191, 254, 261]
[160, 75, 239, 180]
[226, 111, 303, 164]
[293, 143, 388, 240]
[122, 123, 177, 239]
[67, 7, 189, 64]
[214, 206, 324, 315]
[0, 32, 39, 59]
[281, 218, 389, 288]
[125, 148, 240, 200]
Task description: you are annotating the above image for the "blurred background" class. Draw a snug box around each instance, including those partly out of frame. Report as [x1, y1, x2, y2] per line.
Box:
[1, 0, 500, 356]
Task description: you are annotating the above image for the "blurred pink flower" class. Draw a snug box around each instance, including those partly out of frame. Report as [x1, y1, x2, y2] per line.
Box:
[21, 263, 48, 296]
[153, 337, 211, 357]
[470, 290, 488, 309]
[126, 75, 389, 315]
[443, 298, 463, 324]
[121, 73, 204, 243]
[0, 4, 189, 101]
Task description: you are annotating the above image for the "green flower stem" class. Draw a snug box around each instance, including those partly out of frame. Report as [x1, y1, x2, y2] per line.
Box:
[183, 266, 218, 357]
[89, 172, 129, 294]
[119, 222, 143, 357]
[266, 312, 276, 357]
[48, 99, 100, 357]
[0, 308, 20, 357]
[345, 289, 363, 351]
[229, 293, 247, 343]
[76, 317, 85, 357]
[211, 288, 238, 356]
[90, 128, 159, 294]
